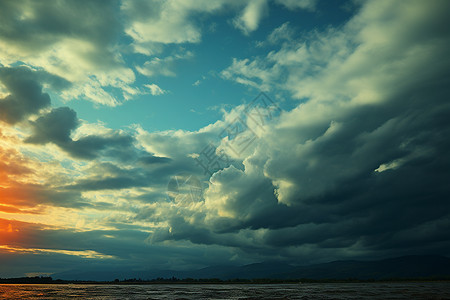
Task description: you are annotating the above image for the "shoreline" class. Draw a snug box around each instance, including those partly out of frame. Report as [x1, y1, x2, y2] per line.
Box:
[1, 279, 450, 285]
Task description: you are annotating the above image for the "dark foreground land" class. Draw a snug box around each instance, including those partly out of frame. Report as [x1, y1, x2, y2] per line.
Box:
[2, 255, 450, 284]
[1, 276, 450, 284]
[46, 255, 450, 282]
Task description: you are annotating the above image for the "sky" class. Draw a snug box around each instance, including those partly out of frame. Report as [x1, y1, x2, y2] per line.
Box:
[0, 0, 450, 278]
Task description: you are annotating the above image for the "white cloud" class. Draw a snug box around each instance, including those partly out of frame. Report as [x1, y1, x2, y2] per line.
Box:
[136, 51, 193, 78]
[0, 1, 137, 107]
[145, 84, 166, 96]
[137, 58, 176, 78]
[221, 58, 274, 91]
[122, 0, 232, 46]
[122, 0, 316, 48]
[233, 0, 269, 35]
[223, 1, 450, 104]
[220, 0, 450, 206]
[0, 0, 320, 108]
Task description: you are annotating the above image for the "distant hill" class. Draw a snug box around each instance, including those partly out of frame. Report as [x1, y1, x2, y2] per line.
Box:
[277, 255, 450, 280]
[52, 255, 450, 281]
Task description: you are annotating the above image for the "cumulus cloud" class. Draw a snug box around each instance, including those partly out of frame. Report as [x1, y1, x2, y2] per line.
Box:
[122, 0, 231, 47]
[224, 1, 450, 103]
[123, 0, 316, 52]
[0, 0, 321, 108]
[139, 0, 450, 262]
[2, 0, 450, 272]
[0, 0, 136, 106]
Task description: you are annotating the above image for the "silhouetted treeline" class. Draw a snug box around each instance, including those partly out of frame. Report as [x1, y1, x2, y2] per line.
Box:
[1, 275, 450, 284]
[0, 276, 59, 284]
[110, 276, 450, 284]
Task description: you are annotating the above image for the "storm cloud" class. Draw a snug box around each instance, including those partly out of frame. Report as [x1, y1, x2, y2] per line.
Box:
[141, 0, 450, 263]
[25, 107, 135, 160]
[1, 0, 450, 277]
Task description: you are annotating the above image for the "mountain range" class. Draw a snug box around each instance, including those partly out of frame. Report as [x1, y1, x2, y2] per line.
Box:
[52, 255, 450, 281]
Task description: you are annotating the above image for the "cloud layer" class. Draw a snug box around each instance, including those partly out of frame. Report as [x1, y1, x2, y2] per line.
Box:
[0, 0, 449, 276]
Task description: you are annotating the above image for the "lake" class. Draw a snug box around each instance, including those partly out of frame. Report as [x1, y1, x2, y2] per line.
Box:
[1, 282, 450, 299]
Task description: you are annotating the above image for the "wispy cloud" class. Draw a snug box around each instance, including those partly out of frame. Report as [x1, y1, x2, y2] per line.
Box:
[145, 84, 167, 96]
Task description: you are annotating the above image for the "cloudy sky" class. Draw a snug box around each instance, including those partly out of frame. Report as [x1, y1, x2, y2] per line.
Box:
[1, 0, 450, 278]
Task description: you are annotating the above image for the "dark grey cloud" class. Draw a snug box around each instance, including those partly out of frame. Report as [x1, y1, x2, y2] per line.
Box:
[25, 106, 135, 160]
[0, 217, 240, 278]
[140, 0, 450, 264]
[0, 67, 49, 124]
[0, 66, 71, 124]
[165, 81, 450, 261]
[0, 182, 89, 209]
[69, 134, 135, 160]
[65, 162, 149, 192]
[25, 107, 77, 144]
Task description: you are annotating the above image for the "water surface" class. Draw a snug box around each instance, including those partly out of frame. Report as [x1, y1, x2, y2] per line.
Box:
[1, 282, 449, 299]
